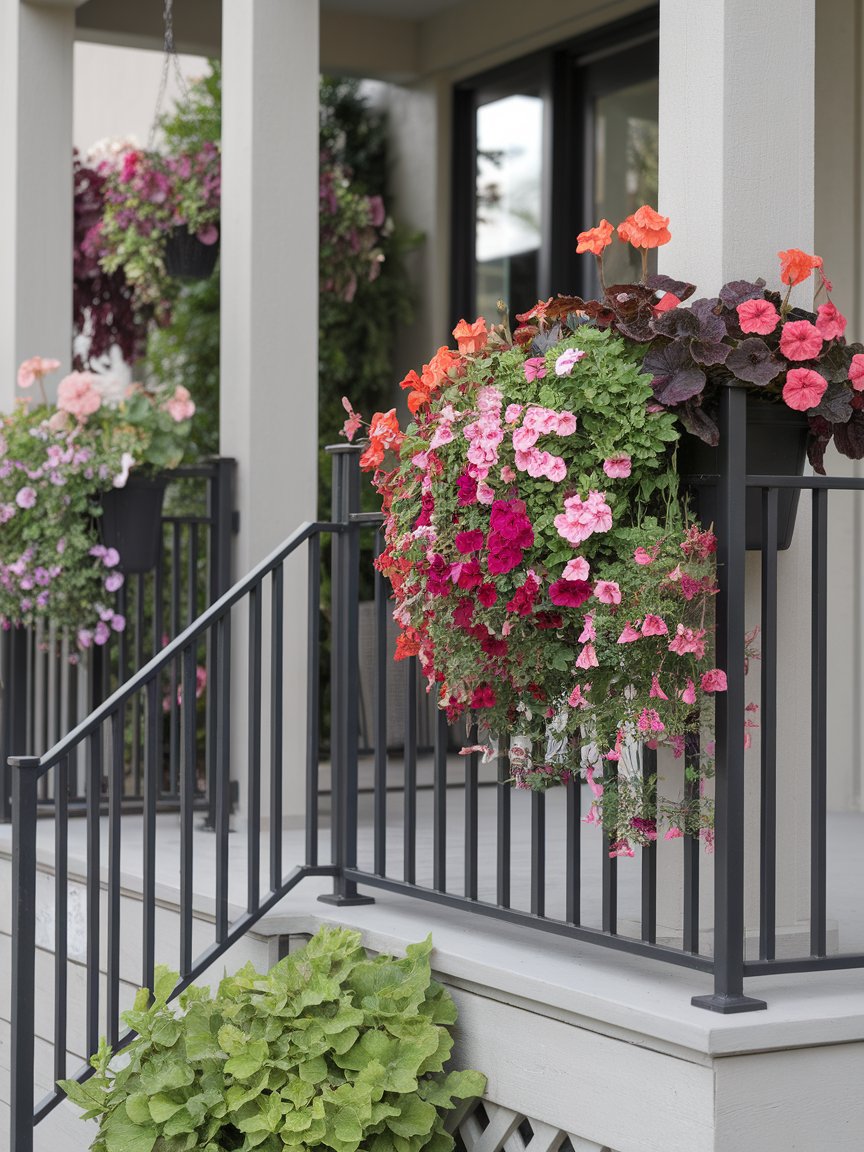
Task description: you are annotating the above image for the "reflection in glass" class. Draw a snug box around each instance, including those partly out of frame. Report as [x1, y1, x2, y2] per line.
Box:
[593, 78, 659, 285]
[475, 94, 544, 325]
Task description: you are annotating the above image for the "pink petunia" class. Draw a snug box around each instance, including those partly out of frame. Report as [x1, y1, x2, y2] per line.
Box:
[165, 383, 195, 421]
[616, 622, 641, 644]
[701, 668, 728, 692]
[641, 614, 668, 636]
[633, 546, 656, 565]
[562, 557, 590, 582]
[578, 613, 596, 644]
[556, 412, 577, 436]
[736, 299, 779, 335]
[554, 490, 613, 545]
[523, 358, 546, 383]
[594, 580, 621, 605]
[500, 465, 516, 482]
[680, 679, 697, 705]
[849, 354, 864, 391]
[664, 827, 684, 841]
[603, 455, 632, 479]
[783, 367, 828, 411]
[649, 674, 668, 700]
[567, 683, 591, 709]
[554, 348, 585, 376]
[545, 455, 567, 483]
[779, 319, 823, 362]
[575, 643, 599, 669]
[815, 301, 846, 341]
[15, 487, 36, 509]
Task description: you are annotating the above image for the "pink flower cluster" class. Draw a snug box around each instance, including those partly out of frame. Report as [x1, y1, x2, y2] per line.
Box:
[554, 490, 613, 546]
[463, 387, 504, 479]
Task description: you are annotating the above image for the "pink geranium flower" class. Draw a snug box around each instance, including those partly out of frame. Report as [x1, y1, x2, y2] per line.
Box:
[779, 319, 823, 362]
[633, 546, 656, 565]
[736, 299, 779, 335]
[603, 455, 632, 478]
[783, 367, 828, 411]
[701, 668, 728, 692]
[57, 371, 102, 420]
[504, 404, 524, 423]
[15, 486, 36, 509]
[594, 580, 621, 605]
[554, 490, 613, 545]
[523, 358, 546, 383]
[849, 354, 864, 391]
[17, 356, 61, 389]
[166, 385, 196, 422]
[815, 301, 846, 340]
[556, 412, 577, 436]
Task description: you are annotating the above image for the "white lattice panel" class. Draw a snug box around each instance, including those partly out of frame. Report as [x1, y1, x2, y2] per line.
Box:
[451, 1100, 612, 1152]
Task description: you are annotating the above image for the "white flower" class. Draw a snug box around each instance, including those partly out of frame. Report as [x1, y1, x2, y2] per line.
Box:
[113, 452, 135, 488]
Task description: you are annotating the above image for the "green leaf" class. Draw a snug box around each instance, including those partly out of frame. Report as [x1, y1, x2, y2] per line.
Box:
[224, 1038, 268, 1079]
[386, 1096, 438, 1139]
[101, 1103, 159, 1152]
[148, 1093, 185, 1123]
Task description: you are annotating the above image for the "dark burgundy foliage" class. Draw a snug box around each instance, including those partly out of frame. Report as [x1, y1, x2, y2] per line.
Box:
[73, 152, 150, 369]
[724, 338, 782, 386]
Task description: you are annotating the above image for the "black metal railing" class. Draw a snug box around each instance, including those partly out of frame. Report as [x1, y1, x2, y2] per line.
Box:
[10, 410, 864, 1147]
[0, 458, 235, 822]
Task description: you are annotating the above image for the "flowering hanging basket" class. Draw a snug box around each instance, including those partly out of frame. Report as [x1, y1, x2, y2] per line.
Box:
[99, 473, 168, 574]
[163, 224, 220, 281]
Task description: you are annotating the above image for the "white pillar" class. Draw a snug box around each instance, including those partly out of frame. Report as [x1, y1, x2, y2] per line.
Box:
[0, 0, 75, 404]
[220, 0, 319, 822]
[656, 0, 817, 949]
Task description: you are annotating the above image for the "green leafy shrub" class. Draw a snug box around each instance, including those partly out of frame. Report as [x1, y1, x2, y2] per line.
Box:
[59, 927, 485, 1152]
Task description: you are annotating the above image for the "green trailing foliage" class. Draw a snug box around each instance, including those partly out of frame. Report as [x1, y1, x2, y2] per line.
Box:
[59, 927, 485, 1152]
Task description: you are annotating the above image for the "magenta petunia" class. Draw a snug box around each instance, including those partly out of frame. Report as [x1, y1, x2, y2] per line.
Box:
[477, 583, 498, 606]
[779, 319, 823, 362]
[455, 529, 485, 554]
[782, 367, 828, 411]
[548, 579, 592, 608]
[736, 298, 779, 335]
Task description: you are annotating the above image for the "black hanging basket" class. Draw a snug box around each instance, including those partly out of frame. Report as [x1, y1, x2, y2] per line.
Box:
[99, 474, 168, 574]
[677, 396, 810, 551]
[163, 224, 220, 280]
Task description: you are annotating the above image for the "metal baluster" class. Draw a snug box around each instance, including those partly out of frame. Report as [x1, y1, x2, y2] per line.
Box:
[215, 612, 231, 939]
[404, 658, 417, 885]
[565, 767, 581, 924]
[180, 649, 196, 975]
[373, 535, 388, 876]
[464, 724, 479, 900]
[433, 709, 448, 892]
[143, 681, 158, 994]
[301, 548, 314, 872]
[530, 790, 546, 917]
[641, 745, 657, 944]
[86, 732, 101, 1056]
[810, 486, 828, 957]
[247, 586, 262, 913]
[760, 487, 779, 960]
[107, 710, 123, 1044]
[54, 755, 69, 1082]
[497, 735, 511, 908]
[683, 737, 700, 954]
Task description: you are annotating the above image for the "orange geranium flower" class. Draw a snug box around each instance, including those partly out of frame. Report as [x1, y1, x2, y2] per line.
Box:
[359, 408, 403, 471]
[777, 248, 823, 287]
[617, 205, 671, 249]
[452, 316, 488, 355]
[576, 218, 614, 255]
[394, 628, 422, 660]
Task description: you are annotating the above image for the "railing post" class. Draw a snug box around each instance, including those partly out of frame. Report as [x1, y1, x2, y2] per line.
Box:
[10, 756, 41, 1152]
[0, 627, 30, 823]
[319, 444, 373, 906]
[209, 457, 237, 602]
[692, 386, 766, 1013]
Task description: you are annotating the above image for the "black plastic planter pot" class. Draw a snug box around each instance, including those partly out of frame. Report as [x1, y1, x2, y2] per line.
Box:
[164, 224, 219, 280]
[100, 474, 168, 573]
[677, 397, 809, 551]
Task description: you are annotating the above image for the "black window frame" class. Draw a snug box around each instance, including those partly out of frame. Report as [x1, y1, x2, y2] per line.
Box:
[450, 6, 659, 329]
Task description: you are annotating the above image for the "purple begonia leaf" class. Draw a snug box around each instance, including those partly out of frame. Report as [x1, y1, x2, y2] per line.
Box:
[545, 295, 588, 321]
[677, 401, 720, 446]
[645, 274, 696, 302]
[615, 311, 656, 342]
[833, 410, 864, 460]
[690, 339, 731, 367]
[580, 299, 616, 327]
[820, 341, 863, 384]
[725, 338, 782, 385]
[690, 297, 722, 321]
[643, 343, 707, 404]
[651, 308, 701, 339]
[815, 383, 853, 425]
[719, 278, 767, 309]
[807, 415, 831, 475]
[530, 323, 563, 355]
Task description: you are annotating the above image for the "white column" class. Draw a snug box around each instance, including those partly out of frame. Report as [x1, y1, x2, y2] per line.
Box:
[0, 0, 75, 405]
[220, 0, 319, 822]
[656, 0, 817, 948]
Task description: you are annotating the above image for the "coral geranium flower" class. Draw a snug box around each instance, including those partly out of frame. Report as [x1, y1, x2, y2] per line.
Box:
[848, 353, 864, 391]
[452, 317, 488, 355]
[777, 248, 823, 286]
[359, 409, 403, 470]
[617, 205, 671, 249]
[782, 368, 828, 411]
[779, 319, 823, 362]
[576, 219, 614, 255]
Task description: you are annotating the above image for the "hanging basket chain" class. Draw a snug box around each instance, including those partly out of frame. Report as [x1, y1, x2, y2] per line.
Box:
[148, 0, 191, 149]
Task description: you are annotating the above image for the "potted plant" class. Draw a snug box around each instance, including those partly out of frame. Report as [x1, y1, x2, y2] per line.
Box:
[59, 926, 486, 1152]
[96, 140, 221, 311]
[0, 356, 196, 648]
[344, 205, 861, 853]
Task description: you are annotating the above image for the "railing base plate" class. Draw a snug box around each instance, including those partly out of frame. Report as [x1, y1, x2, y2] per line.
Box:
[691, 992, 768, 1014]
[318, 892, 376, 907]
